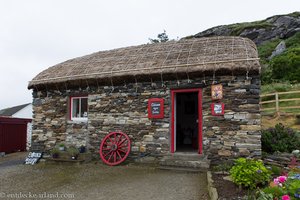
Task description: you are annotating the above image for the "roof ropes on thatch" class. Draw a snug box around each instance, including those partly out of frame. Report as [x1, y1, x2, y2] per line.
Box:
[28, 36, 260, 89]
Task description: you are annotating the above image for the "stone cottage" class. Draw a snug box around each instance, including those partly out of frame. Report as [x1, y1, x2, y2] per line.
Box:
[28, 36, 261, 163]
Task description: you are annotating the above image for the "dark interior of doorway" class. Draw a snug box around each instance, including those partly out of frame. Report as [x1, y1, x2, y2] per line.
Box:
[176, 92, 198, 152]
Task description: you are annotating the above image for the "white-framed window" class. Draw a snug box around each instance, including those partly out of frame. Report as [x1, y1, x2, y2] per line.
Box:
[70, 96, 88, 121]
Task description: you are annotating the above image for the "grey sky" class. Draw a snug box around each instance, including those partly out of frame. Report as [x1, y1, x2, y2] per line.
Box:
[0, 0, 298, 109]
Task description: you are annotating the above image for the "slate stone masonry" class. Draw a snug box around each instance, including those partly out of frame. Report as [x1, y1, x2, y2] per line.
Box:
[31, 74, 261, 162]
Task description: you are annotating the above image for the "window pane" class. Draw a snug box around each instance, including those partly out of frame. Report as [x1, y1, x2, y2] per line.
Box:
[81, 98, 88, 118]
[72, 99, 80, 118]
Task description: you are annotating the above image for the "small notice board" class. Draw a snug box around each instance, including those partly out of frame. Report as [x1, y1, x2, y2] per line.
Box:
[148, 98, 164, 119]
[25, 152, 43, 165]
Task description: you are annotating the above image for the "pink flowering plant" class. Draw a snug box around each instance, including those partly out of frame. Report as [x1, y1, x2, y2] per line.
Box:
[261, 172, 300, 200]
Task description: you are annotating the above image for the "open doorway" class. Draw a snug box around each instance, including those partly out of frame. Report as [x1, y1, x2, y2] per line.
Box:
[171, 88, 202, 154]
[176, 92, 198, 152]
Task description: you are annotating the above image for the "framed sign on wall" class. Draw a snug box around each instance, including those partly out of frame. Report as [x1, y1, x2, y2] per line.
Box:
[211, 103, 225, 116]
[211, 84, 223, 100]
[148, 98, 164, 119]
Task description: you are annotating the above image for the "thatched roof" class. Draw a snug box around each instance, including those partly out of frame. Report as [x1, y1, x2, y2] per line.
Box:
[28, 36, 260, 89]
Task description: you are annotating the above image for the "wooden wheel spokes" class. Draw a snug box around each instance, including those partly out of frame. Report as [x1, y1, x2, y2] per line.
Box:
[99, 131, 131, 166]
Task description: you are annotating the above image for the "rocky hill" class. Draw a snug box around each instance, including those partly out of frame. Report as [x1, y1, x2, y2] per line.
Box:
[189, 12, 300, 84]
[191, 12, 300, 45]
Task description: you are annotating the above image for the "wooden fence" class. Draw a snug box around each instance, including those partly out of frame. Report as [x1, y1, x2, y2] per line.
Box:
[260, 90, 300, 115]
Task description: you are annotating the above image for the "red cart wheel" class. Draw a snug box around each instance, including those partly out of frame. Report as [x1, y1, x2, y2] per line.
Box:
[99, 131, 131, 166]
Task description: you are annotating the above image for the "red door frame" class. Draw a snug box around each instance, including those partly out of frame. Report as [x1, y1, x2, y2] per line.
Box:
[170, 88, 203, 154]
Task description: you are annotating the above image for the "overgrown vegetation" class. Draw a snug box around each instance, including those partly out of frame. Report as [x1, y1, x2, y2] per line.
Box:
[260, 32, 300, 85]
[258, 38, 281, 64]
[261, 82, 300, 94]
[230, 158, 271, 190]
[262, 123, 300, 154]
[229, 21, 273, 36]
[271, 47, 300, 83]
[286, 11, 300, 18]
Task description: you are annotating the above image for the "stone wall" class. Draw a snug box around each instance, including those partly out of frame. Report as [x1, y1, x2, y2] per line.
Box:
[202, 76, 261, 162]
[87, 84, 170, 156]
[31, 74, 261, 162]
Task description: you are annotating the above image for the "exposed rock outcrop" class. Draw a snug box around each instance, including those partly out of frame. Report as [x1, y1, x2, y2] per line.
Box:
[269, 41, 286, 59]
[192, 12, 300, 45]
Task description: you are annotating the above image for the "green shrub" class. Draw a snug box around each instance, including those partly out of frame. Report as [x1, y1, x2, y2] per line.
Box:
[259, 32, 300, 84]
[262, 186, 285, 198]
[288, 178, 300, 197]
[262, 123, 300, 153]
[256, 190, 274, 200]
[261, 64, 274, 84]
[285, 32, 300, 49]
[269, 165, 283, 176]
[230, 158, 271, 189]
[270, 47, 300, 83]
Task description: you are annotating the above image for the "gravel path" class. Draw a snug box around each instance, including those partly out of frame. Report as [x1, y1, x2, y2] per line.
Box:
[0, 153, 209, 200]
[0, 152, 26, 168]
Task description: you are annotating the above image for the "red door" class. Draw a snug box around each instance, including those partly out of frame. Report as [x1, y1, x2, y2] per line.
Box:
[171, 88, 203, 154]
[0, 117, 29, 153]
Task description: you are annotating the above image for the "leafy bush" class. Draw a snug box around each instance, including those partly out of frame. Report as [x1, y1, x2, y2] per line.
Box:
[269, 165, 283, 176]
[262, 123, 300, 153]
[270, 47, 300, 83]
[261, 186, 284, 199]
[261, 64, 274, 84]
[230, 158, 271, 189]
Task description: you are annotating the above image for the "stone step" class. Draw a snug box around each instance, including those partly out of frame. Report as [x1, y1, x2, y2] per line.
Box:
[159, 166, 205, 172]
[162, 152, 207, 160]
[159, 153, 210, 172]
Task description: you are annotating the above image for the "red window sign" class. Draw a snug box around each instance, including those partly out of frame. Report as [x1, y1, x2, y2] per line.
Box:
[148, 98, 164, 119]
[211, 103, 225, 116]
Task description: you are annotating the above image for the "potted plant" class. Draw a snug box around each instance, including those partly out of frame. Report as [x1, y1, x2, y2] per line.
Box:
[58, 143, 65, 151]
[67, 146, 80, 160]
[50, 147, 60, 159]
[79, 145, 86, 153]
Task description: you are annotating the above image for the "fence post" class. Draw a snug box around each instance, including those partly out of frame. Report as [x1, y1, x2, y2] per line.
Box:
[275, 93, 279, 116]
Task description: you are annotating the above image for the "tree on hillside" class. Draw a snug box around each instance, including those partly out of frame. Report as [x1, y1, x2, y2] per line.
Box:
[149, 30, 169, 44]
